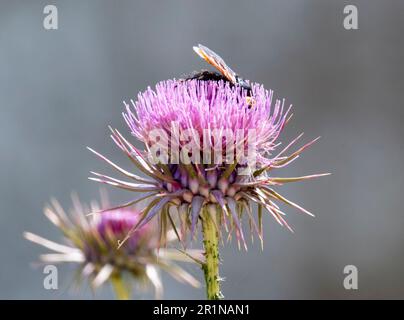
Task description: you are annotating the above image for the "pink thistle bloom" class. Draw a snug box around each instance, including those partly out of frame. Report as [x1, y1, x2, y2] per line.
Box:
[127, 80, 286, 164]
[88, 79, 329, 250]
[24, 193, 201, 299]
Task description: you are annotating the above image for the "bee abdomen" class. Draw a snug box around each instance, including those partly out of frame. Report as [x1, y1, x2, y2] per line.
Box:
[183, 70, 229, 82]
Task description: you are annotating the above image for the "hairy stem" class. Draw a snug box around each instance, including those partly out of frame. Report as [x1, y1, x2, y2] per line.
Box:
[111, 274, 130, 300]
[201, 206, 222, 300]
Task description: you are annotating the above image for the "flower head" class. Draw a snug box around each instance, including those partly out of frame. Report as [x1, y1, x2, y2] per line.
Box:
[89, 79, 329, 249]
[24, 193, 200, 298]
[126, 80, 285, 162]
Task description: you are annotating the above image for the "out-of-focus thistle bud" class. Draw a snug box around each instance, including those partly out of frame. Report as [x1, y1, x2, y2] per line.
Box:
[24, 193, 201, 299]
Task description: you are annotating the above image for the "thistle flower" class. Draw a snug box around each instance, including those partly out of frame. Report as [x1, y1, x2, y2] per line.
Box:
[24, 194, 201, 299]
[88, 79, 329, 299]
[89, 80, 328, 247]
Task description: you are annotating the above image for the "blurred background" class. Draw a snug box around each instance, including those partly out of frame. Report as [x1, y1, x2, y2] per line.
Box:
[1, 0, 403, 299]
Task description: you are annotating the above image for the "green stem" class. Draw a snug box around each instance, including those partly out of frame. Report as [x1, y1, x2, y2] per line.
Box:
[111, 274, 130, 300]
[201, 206, 222, 300]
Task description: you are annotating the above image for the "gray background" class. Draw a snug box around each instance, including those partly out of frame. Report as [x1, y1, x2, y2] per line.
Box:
[1, 0, 403, 299]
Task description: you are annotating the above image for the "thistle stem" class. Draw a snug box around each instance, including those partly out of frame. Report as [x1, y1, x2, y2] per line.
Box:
[111, 274, 130, 300]
[201, 206, 222, 300]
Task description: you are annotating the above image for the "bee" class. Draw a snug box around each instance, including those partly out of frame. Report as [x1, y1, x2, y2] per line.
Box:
[188, 44, 255, 107]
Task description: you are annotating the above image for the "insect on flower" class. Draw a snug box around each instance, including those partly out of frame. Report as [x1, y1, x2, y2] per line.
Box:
[190, 44, 254, 107]
[87, 45, 330, 299]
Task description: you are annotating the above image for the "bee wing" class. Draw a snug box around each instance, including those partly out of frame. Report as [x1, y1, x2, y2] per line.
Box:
[193, 44, 237, 83]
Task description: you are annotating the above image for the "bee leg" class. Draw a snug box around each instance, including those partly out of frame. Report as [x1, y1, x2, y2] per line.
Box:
[246, 96, 255, 108]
